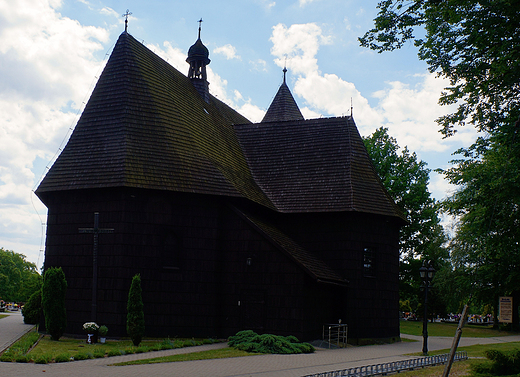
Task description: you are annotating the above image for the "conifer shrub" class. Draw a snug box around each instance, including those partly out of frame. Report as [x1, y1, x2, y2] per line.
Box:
[41, 267, 67, 340]
[228, 330, 315, 354]
[22, 289, 42, 324]
[126, 274, 145, 346]
[472, 348, 520, 376]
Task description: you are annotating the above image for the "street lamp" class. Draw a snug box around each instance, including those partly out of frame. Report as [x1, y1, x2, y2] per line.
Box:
[420, 260, 435, 355]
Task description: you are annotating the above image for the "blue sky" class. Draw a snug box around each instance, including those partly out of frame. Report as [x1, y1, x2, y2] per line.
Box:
[0, 0, 477, 270]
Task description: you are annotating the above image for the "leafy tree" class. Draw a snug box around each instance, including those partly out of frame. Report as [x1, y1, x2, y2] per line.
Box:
[361, 0, 520, 320]
[363, 127, 449, 314]
[0, 248, 41, 303]
[359, 0, 520, 136]
[127, 273, 145, 346]
[440, 127, 520, 324]
[41, 267, 67, 340]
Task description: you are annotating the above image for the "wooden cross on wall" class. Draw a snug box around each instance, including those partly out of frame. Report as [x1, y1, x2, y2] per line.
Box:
[79, 212, 114, 322]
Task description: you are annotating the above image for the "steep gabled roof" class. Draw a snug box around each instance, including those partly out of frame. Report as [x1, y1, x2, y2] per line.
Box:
[36, 31, 404, 222]
[235, 116, 406, 220]
[36, 32, 273, 209]
[261, 76, 304, 123]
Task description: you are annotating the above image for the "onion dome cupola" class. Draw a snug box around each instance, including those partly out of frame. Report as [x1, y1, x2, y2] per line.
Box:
[261, 67, 304, 123]
[186, 19, 211, 103]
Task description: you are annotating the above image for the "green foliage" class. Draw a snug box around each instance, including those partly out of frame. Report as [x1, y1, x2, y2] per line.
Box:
[439, 126, 520, 319]
[360, 0, 520, 320]
[54, 353, 71, 363]
[22, 289, 42, 324]
[126, 273, 145, 346]
[41, 267, 67, 341]
[0, 329, 40, 362]
[0, 247, 41, 303]
[363, 127, 449, 313]
[228, 330, 315, 354]
[359, 0, 520, 137]
[472, 348, 520, 376]
[35, 354, 51, 364]
[98, 325, 108, 336]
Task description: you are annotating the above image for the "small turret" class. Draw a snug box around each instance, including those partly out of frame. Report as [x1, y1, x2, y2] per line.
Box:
[186, 19, 211, 103]
[261, 67, 304, 123]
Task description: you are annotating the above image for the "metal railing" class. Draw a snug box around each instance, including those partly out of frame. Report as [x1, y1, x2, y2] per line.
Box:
[303, 351, 468, 377]
[323, 324, 348, 348]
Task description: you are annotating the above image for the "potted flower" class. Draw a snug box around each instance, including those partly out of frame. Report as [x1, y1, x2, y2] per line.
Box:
[98, 325, 108, 344]
[83, 322, 99, 344]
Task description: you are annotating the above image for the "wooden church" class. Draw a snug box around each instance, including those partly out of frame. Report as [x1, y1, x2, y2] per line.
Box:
[35, 25, 406, 343]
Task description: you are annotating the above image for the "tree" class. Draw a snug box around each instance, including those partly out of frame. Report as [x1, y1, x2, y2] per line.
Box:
[363, 127, 449, 314]
[41, 267, 67, 340]
[127, 273, 145, 346]
[0, 248, 41, 303]
[361, 0, 520, 319]
[359, 0, 520, 136]
[440, 126, 520, 325]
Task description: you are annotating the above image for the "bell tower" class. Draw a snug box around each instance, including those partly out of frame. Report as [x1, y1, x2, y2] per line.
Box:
[186, 19, 211, 103]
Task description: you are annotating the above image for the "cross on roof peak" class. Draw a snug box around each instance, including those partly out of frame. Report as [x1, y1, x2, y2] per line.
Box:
[198, 18, 203, 39]
[122, 9, 132, 32]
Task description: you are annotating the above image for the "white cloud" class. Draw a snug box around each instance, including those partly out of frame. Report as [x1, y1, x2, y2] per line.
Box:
[214, 44, 241, 60]
[371, 74, 477, 153]
[268, 22, 476, 157]
[0, 0, 110, 268]
[249, 59, 268, 72]
[299, 0, 317, 6]
[270, 23, 332, 76]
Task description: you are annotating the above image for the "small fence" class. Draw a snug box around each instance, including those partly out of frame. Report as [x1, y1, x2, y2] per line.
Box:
[303, 351, 468, 377]
[323, 324, 348, 348]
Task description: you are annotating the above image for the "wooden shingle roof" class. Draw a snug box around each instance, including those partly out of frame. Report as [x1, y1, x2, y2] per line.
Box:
[261, 80, 304, 123]
[36, 32, 273, 209]
[36, 31, 404, 223]
[234, 116, 406, 220]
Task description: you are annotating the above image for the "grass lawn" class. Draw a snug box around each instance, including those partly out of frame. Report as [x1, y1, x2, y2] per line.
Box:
[400, 320, 518, 338]
[112, 347, 256, 366]
[0, 314, 8, 320]
[400, 341, 520, 377]
[0, 328, 223, 364]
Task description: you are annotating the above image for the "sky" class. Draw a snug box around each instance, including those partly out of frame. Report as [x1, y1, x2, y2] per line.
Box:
[0, 0, 478, 271]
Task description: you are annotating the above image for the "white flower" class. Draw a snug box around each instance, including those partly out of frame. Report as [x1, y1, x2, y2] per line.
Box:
[82, 322, 99, 332]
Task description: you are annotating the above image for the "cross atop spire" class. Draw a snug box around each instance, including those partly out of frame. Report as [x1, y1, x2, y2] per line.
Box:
[122, 9, 132, 32]
[198, 18, 203, 39]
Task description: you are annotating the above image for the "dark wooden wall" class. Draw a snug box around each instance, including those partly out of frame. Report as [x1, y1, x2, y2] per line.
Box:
[41, 187, 399, 342]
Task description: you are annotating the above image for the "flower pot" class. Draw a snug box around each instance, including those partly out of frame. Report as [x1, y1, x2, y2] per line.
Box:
[86, 332, 98, 344]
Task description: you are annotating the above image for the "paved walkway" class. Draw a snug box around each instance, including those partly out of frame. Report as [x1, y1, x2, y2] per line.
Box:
[2, 312, 520, 377]
[0, 311, 35, 353]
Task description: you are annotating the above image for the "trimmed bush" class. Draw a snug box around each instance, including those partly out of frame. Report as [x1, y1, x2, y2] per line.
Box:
[41, 267, 67, 341]
[228, 330, 315, 354]
[472, 348, 520, 376]
[22, 289, 42, 324]
[126, 274, 145, 346]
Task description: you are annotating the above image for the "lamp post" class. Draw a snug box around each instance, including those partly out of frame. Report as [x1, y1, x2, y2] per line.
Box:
[420, 261, 435, 355]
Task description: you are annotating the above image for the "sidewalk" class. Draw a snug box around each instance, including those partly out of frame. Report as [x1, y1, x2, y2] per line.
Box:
[0, 311, 35, 353]
[2, 312, 520, 377]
